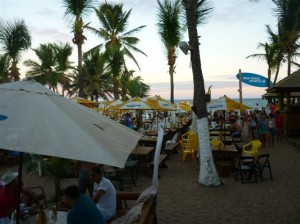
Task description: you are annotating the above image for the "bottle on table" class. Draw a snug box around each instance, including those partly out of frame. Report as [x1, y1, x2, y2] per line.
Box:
[36, 206, 47, 224]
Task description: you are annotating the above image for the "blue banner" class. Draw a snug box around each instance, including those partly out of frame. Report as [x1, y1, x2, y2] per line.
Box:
[236, 72, 271, 87]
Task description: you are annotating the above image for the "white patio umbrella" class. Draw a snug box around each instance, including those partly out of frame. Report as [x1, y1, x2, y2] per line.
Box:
[0, 80, 142, 222]
[0, 80, 142, 167]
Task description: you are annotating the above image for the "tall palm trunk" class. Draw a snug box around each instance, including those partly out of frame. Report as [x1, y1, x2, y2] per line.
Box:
[287, 52, 292, 76]
[77, 43, 85, 97]
[169, 65, 175, 103]
[273, 61, 281, 84]
[185, 0, 221, 186]
[267, 68, 271, 88]
[9, 60, 21, 81]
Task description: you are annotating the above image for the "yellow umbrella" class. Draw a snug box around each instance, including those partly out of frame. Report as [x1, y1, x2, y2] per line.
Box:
[116, 97, 164, 110]
[105, 99, 124, 110]
[71, 97, 99, 109]
[179, 101, 192, 111]
[207, 95, 252, 111]
[146, 95, 177, 111]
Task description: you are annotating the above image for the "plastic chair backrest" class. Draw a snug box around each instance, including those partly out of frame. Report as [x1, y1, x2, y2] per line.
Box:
[242, 140, 261, 157]
[211, 139, 224, 150]
[171, 132, 179, 143]
[187, 133, 198, 150]
[251, 140, 261, 148]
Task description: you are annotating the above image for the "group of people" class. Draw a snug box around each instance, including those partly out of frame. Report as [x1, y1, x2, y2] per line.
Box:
[62, 165, 116, 224]
[0, 171, 42, 224]
[242, 108, 284, 147]
[209, 102, 284, 148]
[0, 163, 117, 224]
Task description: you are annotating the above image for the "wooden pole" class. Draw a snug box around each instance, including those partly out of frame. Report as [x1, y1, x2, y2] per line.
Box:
[239, 69, 243, 104]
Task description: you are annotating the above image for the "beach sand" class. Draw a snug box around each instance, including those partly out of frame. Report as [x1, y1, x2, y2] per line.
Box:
[1, 128, 300, 224]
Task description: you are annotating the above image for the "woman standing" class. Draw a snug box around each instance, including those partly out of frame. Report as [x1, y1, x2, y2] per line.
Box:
[257, 114, 269, 148]
[268, 113, 276, 146]
[249, 113, 257, 140]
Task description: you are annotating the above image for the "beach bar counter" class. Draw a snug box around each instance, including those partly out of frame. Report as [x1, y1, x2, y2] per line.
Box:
[266, 69, 300, 137]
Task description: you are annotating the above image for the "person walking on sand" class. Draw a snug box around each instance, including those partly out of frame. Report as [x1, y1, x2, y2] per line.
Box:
[257, 114, 269, 148]
[268, 113, 276, 147]
[275, 111, 284, 142]
[249, 113, 257, 139]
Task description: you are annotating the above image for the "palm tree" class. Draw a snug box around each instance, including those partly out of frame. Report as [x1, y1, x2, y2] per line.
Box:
[0, 54, 10, 83]
[62, 0, 95, 97]
[27, 155, 75, 206]
[156, 0, 183, 104]
[81, 48, 113, 100]
[24, 43, 73, 93]
[87, 2, 147, 98]
[183, 0, 221, 186]
[0, 19, 31, 81]
[265, 25, 285, 84]
[246, 42, 277, 88]
[52, 42, 74, 96]
[272, 0, 300, 76]
[120, 70, 150, 100]
[24, 43, 57, 89]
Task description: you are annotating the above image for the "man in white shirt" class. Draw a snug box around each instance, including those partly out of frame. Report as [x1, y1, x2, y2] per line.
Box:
[89, 166, 116, 221]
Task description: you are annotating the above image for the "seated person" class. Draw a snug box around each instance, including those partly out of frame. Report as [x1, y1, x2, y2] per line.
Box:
[230, 118, 242, 138]
[0, 171, 40, 223]
[89, 166, 116, 221]
[64, 185, 105, 224]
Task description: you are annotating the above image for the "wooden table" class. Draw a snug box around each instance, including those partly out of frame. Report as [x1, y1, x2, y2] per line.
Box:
[130, 146, 155, 175]
[138, 136, 157, 146]
[210, 130, 231, 136]
[211, 136, 242, 145]
[212, 144, 240, 171]
[131, 146, 154, 157]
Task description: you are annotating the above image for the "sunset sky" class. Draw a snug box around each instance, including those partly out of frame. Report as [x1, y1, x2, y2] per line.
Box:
[1, 0, 298, 100]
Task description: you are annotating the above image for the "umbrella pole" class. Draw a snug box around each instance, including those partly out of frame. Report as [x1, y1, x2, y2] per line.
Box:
[223, 111, 226, 142]
[16, 152, 23, 224]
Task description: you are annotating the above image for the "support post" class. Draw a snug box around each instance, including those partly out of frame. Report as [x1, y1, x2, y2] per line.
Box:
[238, 69, 243, 104]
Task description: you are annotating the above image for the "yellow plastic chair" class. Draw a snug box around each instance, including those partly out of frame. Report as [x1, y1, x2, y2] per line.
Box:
[179, 131, 199, 162]
[210, 139, 224, 150]
[242, 140, 262, 157]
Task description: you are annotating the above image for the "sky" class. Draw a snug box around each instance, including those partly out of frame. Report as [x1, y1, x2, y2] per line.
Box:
[0, 0, 297, 100]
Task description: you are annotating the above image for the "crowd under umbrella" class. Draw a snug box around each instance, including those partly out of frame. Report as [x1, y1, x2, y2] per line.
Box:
[206, 95, 252, 140]
[103, 99, 124, 119]
[0, 80, 142, 223]
[114, 97, 166, 130]
[145, 96, 178, 130]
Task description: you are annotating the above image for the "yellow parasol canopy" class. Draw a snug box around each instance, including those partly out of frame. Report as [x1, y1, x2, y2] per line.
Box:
[146, 95, 177, 111]
[178, 101, 192, 111]
[115, 97, 164, 110]
[207, 95, 252, 111]
[72, 97, 100, 108]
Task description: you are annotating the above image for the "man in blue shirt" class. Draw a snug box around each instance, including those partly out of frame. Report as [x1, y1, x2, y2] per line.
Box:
[65, 185, 105, 224]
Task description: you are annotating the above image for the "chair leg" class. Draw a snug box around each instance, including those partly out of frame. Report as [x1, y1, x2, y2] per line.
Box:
[182, 153, 186, 162]
[268, 167, 273, 180]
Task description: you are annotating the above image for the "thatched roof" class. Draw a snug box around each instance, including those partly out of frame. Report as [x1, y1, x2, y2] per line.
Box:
[268, 69, 300, 93]
[262, 92, 300, 99]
